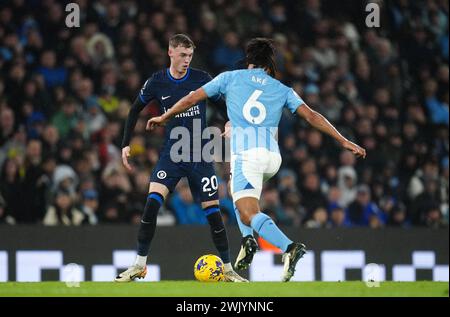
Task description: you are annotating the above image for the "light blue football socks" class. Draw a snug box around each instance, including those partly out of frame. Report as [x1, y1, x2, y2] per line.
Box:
[250, 212, 292, 252]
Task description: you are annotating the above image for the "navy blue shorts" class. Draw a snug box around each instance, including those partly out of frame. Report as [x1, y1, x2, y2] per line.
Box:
[149, 155, 219, 203]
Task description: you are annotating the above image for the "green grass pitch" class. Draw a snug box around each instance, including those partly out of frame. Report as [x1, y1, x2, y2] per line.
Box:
[0, 281, 448, 297]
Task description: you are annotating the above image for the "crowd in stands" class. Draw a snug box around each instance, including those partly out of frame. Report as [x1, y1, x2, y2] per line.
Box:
[0, 0, 448, 228]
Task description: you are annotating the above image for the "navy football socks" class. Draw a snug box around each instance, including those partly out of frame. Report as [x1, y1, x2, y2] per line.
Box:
[204, 205, 231, 264]
[137, 192, 164, 256]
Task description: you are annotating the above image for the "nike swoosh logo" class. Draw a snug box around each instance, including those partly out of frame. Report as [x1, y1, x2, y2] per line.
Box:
[208, 191, 217, 197]
[214, 228, 225, 234]
[161, 96, 171, 100]
[130, 272, 141, 279]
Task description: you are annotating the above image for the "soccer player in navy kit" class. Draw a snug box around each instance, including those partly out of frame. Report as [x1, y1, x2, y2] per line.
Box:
[115, 34, 247, 282]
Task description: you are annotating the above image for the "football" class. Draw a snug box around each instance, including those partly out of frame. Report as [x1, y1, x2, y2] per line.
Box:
[194, 254, 224, 282]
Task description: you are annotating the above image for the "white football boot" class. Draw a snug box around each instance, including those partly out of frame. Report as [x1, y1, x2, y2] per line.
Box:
[114, 265, 147, 282]
[223, 269, 249, 282]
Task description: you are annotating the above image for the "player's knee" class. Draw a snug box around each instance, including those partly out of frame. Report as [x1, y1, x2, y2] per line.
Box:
[202, 200, 219, 210]
[148, 182, 169, 198]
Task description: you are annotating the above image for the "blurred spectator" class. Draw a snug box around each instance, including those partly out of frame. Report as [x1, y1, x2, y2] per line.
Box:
[170, 180, 206, 225]
[408, 161, 439, 201]
[83, 98, 107, 134]
[100, 203, 122, 223]
[19, 139, 47, 223]
[281, 190, 305, 227]
[305, 207, 329, 228]
[423, 204, 447, 228]
[301, 173, 327, 217]
[80, 189, 99, 225]
[326, 185, 341, 211]
[328, 205, 351, 228]
[43, 188, 84, 226]
[0, 107, 15, 146]
[424, 79, 449, 126]
[268, 1, 288, 33]
[99, 162, 131, 221]
[86, 33, 115, 69]
[98, 84, 120, 115]
[278, 168, 298, 192]
[337, 166, 357, 207]
[213, 31, 245, 72]
[261, 187, 289, 225]
[26, 111, 46, 139]
[347, 184, 386, 226]
[41, 124, 60, 157]
[387, 203, 410, 228]
[51, 98, 80, 138]
[53, 164, 78, 197]
[0, 192, 9, 224]
[411, 177, 443, 226]
[311, 36, 337, 69]
[0, 158, 21, 223]
[235, 0, 262, 38]
[36, 50, 67, 88]
[195, 11, 221, 70]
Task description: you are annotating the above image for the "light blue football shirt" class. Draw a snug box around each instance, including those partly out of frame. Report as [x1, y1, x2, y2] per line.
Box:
[202, 68, 305, 154]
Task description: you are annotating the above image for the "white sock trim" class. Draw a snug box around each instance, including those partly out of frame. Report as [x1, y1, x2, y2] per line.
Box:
[224, 262, 233, 272]
[134, 255, 147, 267]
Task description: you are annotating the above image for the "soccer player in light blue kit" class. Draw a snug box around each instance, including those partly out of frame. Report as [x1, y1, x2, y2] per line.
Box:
[148, 38, 366, 281]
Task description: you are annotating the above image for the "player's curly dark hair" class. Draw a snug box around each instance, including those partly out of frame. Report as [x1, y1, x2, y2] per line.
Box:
[245, 38, 276, 77]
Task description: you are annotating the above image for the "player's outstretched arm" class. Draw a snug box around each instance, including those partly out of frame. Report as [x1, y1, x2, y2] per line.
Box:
[121, 98, 147, 171]
[146, 88, 208, 130]
[296, 103, 366, 158]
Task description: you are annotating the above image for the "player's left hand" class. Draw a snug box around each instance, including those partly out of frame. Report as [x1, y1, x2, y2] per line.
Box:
[342, 139, 366, 158]
[221, 121, 232, 138]
[121, 146, 133, 171]
[146, 116, 167, 130]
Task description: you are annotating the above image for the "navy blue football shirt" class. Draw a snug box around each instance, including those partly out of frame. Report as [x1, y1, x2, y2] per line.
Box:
[138, 68, 220, 159]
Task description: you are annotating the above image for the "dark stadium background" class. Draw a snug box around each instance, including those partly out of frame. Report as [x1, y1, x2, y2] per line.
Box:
[0, 0, 448, 282]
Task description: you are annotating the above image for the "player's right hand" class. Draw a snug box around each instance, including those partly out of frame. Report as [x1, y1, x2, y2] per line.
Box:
[122, 146, 132, 171]
[342, 139, 366, 159]
[146, 116, 167, 130]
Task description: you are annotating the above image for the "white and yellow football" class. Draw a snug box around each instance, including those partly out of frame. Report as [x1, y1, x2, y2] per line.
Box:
[194, 254, 224, 282]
